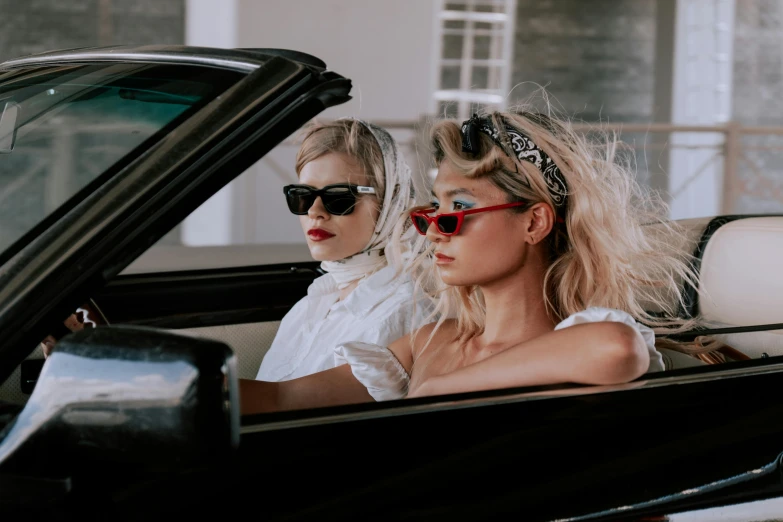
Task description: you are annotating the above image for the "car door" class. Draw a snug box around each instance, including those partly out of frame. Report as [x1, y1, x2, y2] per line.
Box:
[47, 343, 780, 521]
[225, 346, 783, 521]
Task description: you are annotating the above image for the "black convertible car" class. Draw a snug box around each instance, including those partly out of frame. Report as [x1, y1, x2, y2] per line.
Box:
[0, 46, 782, 521]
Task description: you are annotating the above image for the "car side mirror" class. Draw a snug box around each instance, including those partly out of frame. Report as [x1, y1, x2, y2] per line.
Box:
[0, 325, 239, 475]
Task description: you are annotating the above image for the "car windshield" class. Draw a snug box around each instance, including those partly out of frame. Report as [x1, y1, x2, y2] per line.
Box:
[0, 62, 244, 264]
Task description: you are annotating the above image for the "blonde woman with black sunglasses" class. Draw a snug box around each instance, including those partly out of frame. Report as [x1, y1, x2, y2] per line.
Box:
[254, 118, 432, 382]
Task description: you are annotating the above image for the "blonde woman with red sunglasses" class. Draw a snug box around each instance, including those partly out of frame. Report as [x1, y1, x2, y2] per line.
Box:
[240, 108, 701, 413]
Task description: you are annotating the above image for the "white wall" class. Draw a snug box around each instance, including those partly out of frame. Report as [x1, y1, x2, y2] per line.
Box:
[186, 0, 238, 48]
[237, 0, 435, 122]
[181, 0, 239, 246]
[182, 0, 436, 246]
[667, 0, 735, 220]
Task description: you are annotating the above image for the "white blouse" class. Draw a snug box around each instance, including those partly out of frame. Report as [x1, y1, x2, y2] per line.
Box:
[256, 263, 432, 382]
[333, 306, 666, 401]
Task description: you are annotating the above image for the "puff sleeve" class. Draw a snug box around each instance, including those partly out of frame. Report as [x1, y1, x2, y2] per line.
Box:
[554, 307, 664, 373]
[333, 342, 410, 401]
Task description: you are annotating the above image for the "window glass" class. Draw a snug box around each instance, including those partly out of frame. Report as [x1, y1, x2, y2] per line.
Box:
[123, 124, 427, 274]
[0, 63, 243, 264]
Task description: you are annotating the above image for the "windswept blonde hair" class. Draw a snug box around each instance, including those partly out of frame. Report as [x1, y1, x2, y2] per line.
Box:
[404, 105, 711, 356]
[296, 119, 386, 200]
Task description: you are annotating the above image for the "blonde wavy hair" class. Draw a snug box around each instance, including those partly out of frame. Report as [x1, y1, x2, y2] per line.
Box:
[403, 106, 713, 356]
[296, 119, 386, 200]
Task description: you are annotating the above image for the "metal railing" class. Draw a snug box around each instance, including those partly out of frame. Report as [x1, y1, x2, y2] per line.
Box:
[571, 122, 783, 215]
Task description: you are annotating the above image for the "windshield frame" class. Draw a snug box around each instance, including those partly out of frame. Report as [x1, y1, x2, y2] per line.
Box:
[0, 49, 351, 384]
[0, 62, 247, 269]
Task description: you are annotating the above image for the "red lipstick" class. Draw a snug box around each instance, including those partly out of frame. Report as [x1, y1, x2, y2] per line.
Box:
[434, 252, 455, 264]
[307, 228, 336, 241]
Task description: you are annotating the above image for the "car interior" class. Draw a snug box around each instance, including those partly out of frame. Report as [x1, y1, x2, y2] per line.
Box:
[0, 214, 781, 407]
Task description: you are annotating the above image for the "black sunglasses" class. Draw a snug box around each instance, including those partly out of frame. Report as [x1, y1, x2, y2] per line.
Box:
[283, 183, 376, 216]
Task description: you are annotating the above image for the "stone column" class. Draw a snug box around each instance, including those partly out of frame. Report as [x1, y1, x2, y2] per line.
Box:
[180, 0, 239, 246]
[665, 0, 735, 219]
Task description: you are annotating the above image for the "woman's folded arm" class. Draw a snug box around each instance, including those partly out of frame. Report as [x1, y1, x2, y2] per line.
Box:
[239, 364, 373, 415]
[409, 321, 649, 398]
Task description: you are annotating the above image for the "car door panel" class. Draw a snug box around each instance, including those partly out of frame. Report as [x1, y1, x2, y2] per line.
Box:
[94, 262, 320, 328]
[40, 362, 781, 521]
[223, 361, 783, 521]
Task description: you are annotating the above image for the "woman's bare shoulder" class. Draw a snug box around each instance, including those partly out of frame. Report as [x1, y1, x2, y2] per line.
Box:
[410, 319, 457, 358]
[385, 320, 458, 373]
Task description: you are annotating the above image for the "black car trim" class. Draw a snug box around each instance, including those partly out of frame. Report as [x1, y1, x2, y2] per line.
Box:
[0, 53, 350, 382]
[662, 321, 783, 341]
[240, 356, 783, 433]
[95, 262, 321, 328]
[561, 455, 780, 521]
[237, 48, 327, 69]
[0, 46, 276, 73]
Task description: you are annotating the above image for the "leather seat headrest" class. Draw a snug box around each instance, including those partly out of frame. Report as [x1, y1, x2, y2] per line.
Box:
[698, 216, 783, 326]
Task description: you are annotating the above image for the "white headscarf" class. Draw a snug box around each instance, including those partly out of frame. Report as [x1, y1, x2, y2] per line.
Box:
[320, 119, 417, 289]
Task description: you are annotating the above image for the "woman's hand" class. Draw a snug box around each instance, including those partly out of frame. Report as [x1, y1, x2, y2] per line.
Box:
[40, 335, 57, 358]
[40, 313, 86, 358]
[239, 364, 374, 416]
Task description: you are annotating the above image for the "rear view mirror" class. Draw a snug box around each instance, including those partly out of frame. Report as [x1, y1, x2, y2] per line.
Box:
[0, 325, 239, 476]
[0, 102, 19, 153]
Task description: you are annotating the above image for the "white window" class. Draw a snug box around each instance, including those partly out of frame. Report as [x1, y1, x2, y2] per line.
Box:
[432, 0, 517, 120]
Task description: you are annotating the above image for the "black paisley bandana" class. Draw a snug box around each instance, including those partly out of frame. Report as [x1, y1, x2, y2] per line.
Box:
[460, 113, 568, 209]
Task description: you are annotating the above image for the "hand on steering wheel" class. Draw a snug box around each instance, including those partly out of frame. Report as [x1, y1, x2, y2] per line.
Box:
[40, 299, 108, 358]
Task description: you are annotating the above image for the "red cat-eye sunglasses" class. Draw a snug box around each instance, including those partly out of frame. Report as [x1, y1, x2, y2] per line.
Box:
[410, 202, 529, 236]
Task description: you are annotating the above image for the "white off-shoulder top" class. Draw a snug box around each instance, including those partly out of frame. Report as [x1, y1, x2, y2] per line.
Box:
[333, 306, 665, 402]
[257, 263, 431, 381]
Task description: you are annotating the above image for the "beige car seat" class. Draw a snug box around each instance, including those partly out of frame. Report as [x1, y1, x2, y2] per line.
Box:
[658, 215, 783, 369]
[692, 216, 783, 359]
